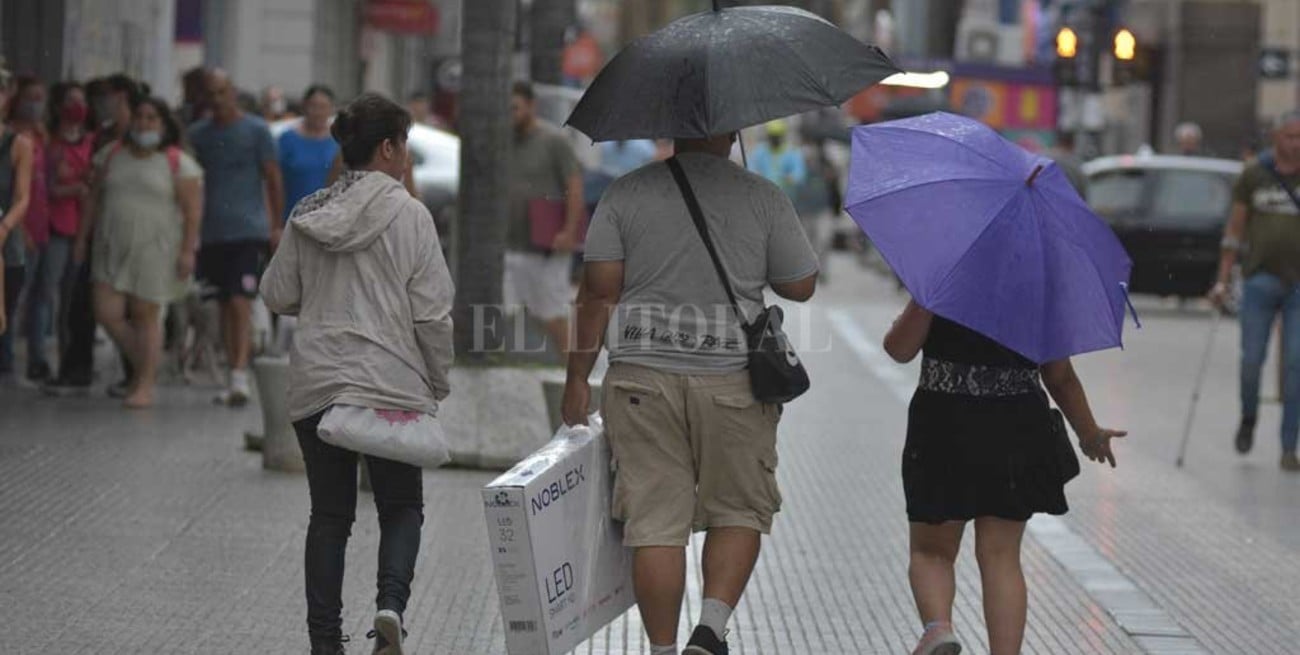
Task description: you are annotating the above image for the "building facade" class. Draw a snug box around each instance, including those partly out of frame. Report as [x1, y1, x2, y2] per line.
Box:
[1, 0, 451, 106]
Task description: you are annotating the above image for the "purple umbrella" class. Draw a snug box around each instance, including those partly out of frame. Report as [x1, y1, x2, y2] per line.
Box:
[845, 112, 1135, 364]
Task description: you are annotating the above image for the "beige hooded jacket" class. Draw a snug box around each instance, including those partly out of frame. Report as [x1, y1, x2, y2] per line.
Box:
[261, 170, 454, 421]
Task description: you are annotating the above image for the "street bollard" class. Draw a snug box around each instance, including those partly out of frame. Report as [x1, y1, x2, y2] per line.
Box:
[252, 356, 305, 473]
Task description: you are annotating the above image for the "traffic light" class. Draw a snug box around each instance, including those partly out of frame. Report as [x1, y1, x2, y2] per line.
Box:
[1112, 28, 1138, 85]
[1056, 27, 1079, 59]
[1054, 27, 1080, 87]
[1114, 29, 1136, 61]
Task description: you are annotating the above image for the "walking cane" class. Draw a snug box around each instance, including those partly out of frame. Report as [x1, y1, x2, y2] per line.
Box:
[1176, 308, 1226, 467]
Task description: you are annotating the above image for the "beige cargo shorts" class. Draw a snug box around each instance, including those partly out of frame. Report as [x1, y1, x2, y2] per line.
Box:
[600, 363, 783, 548]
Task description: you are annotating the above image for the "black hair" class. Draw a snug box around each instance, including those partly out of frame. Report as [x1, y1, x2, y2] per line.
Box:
[332, 93, 412, 168]
[46, 80, 84, 132]
[302, 84, 336, 104]
[1056, 131, 1077, 150]
[129, 96, 185, 150]
[105, 73, 143, 104]
[512, 81, 535, 102]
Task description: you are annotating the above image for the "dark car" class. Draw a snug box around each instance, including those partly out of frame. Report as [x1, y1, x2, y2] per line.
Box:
[1084, 153, 1243, 299]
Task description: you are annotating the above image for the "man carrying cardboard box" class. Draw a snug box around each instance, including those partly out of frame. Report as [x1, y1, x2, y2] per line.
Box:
[562, 132, 819, 655]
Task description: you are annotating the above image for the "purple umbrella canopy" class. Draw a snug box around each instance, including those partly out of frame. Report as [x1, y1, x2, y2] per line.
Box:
[845, 112, 1136, 364]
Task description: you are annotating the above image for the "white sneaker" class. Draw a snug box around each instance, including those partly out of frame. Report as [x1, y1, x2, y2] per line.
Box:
[226, 369, 250, 407]
[912, 622, 962, 655]
[369, 609, 405, 655]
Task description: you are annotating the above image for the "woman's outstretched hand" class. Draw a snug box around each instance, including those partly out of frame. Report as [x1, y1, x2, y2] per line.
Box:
[1080, 427, 1127, 468]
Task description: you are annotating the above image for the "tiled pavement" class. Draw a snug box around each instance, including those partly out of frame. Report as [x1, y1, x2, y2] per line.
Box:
[1, 256, 1296, 654]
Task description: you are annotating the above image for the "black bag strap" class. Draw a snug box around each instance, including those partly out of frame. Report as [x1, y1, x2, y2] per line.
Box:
[1261, 151, 1300, 213]
[666, 157, 751, 328]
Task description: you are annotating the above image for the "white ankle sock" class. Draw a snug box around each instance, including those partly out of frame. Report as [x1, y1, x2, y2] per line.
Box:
[649, 643, 677, 655]
[699, 597, 733, 636]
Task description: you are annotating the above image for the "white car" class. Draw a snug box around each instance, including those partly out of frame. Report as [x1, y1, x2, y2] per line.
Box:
[270, 118, 460, 221]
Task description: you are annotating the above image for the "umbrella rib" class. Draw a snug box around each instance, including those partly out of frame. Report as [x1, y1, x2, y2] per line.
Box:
[875, 124, 1022, 176]
[929, 188, 1023, 304]
[1031, 189, 1126, 359]
[844, 175, 1010, 210]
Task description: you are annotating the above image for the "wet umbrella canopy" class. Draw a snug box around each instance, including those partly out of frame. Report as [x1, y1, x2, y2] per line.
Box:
[845, 113, 1136, 364]
[566, 3, 900, 142]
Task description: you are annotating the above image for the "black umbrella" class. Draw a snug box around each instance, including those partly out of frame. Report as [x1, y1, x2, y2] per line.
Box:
[566, 3, 901, 142]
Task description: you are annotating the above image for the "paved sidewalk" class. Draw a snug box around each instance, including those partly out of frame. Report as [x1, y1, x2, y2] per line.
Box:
[1, 255, 1297, 654]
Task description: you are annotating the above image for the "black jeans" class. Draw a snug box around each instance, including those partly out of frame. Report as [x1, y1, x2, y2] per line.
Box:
[1, 265, 26, 371]
[56, 259, 96, 381]
[294, 411, 425, 641]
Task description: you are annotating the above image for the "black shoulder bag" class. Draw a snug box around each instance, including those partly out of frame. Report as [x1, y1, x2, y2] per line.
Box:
[1260, 150, 1300, 213]
[666, 157, 810, 404]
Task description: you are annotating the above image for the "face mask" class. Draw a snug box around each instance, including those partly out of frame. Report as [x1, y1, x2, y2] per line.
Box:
[132, 130, 162, 149]
[61, 101, 88, 126]
[18, 100, 44, 122]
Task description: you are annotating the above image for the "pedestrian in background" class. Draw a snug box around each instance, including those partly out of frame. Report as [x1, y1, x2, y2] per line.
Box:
[41, 82, 94, 384]
[1174, 122, 1210, 157]
[0, 76, 35, 368]
[562, 132, 819, 655]
[188, 69, 284, 407]
[505, 81, 583, 358]
[1210, 110, 1300, 472]
[884, 305, 1125, 655]
[1051, 131, 1089, 198]
[77, 97, 202, 408]
[261, 93, 454, 655]
[279, 85, 339, 219]
[793, 138, 839, 282]
[749, 119, 807, 199]
[8, 76, 54, 381]
[92, 74, 140, 153]
[178, 66, 210, 127]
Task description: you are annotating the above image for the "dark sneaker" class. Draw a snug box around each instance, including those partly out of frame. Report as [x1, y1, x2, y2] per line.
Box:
[368, 609, 406, 655]
[684, 625, 729, 655]
[310, 634, 350, 655]
[26, 360, 51, 383]
[1282, 452, 1300, 472]
[42, 375, 93, 397]
[1235, 417, 1256, 454]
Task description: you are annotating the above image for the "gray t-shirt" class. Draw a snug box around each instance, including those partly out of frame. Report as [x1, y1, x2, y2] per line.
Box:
[585, 152, 818, 374]
[507, 121, 580, 252]
[188, 114, 277, 245]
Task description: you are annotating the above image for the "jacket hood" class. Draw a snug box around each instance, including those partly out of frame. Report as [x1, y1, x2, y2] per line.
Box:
[290, 171, 411, 252]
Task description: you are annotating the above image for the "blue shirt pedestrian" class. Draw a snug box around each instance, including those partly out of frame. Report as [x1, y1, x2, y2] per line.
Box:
[278, 128, 338, 220]
[188, 114, 278, 245]
[749, 143, 807, 200]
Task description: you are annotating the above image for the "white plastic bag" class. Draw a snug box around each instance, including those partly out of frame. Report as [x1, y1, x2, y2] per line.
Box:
[317, 405, 451, 468]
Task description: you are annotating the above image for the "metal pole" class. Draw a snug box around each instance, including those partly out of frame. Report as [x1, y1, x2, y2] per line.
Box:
[1176, 309, 1225, 467]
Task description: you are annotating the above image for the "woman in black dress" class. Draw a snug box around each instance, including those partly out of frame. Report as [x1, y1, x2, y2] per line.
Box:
[885, 301, 1125, 655]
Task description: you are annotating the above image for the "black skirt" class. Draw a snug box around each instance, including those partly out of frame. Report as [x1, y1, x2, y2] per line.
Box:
[903, 388, 1069, 524]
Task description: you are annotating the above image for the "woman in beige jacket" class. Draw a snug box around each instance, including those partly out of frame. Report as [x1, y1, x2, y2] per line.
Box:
[261, 93, 453, 655]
